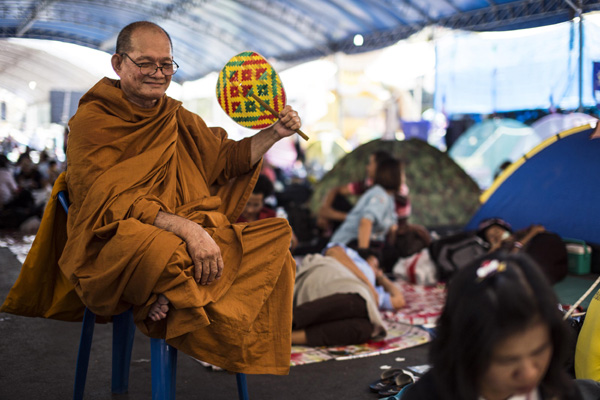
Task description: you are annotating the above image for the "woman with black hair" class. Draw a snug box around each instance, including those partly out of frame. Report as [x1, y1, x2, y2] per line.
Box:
[328, 157, 401, 255]
[401, 252, 585, 400]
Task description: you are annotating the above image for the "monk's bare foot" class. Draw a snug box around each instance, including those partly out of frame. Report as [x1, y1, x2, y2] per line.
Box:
[148, 294, 169, 322]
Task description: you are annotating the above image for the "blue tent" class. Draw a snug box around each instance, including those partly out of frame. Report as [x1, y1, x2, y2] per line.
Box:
[465, 124, 600, 245]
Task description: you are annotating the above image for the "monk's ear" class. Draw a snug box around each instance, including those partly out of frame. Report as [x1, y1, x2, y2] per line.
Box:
[111, 54, 123, 76]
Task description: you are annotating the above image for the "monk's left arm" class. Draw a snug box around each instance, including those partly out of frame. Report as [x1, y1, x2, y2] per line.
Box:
[250, 105, 302, 165]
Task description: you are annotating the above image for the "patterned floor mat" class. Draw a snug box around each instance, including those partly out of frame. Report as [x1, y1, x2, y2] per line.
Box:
[382, 280, 447, 326]
[290, 321, 431, 366]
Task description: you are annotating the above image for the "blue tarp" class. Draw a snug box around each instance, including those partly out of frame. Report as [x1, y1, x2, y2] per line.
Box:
[3, 1, 599, 83]
[465, 125, 600, 245]
[435, 15, 600, 114]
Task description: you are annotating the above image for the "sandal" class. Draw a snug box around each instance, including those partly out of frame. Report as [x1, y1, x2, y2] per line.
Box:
[369, 368, 404, 393]
[377, 371, 414, 397]
[378, 383, 413, 400]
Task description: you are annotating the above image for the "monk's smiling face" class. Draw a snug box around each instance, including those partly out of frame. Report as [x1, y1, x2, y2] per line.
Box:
[111, 26, 173, 108]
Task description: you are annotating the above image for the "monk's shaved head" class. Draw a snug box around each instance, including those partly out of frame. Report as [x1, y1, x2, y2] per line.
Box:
[116, 21, 172, 55]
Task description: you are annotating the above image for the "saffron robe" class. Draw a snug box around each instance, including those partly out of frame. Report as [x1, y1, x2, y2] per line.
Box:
[1, 77, 295, 375]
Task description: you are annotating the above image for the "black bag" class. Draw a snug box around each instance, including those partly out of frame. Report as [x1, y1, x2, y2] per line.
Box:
[429, 231, 488, 282]
[523, 232, 567, 285]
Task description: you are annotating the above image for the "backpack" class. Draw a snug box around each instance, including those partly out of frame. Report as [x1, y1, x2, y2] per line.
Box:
[429, 231, 488, 282]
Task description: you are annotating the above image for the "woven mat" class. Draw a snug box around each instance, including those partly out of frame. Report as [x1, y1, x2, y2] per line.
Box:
[381, 280, 446, 326]
[290, 321, 431, 366]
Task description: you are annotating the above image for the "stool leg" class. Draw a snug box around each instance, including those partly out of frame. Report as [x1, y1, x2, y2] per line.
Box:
[111, 309, 135, 394]
[236, 373, 249, 400]
[73, 308, 96, 400]
[151, 338, 177, 400]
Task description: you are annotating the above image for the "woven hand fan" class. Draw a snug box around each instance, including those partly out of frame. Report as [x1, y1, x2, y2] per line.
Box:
[216, 51, 308, 140]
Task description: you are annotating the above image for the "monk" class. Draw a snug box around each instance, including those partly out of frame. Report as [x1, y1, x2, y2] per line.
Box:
[1, 21, 301, 375]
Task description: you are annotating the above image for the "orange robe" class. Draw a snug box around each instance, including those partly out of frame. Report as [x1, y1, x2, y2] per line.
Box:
[1, 77, 295, 375]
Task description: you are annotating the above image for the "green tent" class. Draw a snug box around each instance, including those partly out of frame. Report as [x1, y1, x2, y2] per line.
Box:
[308, 139, 481, 229]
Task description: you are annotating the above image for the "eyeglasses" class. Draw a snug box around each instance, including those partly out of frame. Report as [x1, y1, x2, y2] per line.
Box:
[121, 53, 179, 76]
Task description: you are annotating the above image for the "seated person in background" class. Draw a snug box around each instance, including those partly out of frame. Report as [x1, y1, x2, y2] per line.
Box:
[292, 243, 405, 347]
[476, 217, 567, 284]
[45, 160, 62, 187]
[317, 150, 393, 236]
[0, 155, 18, 208]
[0, 154, 43, 230]
[15, 153, 43, 192]
[237, 174, 276, 222]
[395, 217, 568, 285]
[319, 150, 430, 266]
[402, 252, 590, 400]
[328, 157, 401, 256]
[381, 158, 431, 270]
[237, 174, 298, 251]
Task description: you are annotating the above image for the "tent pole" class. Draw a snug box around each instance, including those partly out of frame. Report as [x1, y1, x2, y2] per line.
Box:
[578, 11, 583, 111]
[566, 0, 584, 111]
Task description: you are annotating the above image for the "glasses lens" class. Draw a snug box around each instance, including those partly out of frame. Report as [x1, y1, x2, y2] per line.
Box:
[137, 63, 156, 75]
[165, 62, 178, 76]
[161, 64, 175, 75]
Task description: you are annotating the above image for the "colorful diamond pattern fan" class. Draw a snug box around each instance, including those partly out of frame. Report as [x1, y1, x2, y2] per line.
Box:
[216, 51, 286, 130]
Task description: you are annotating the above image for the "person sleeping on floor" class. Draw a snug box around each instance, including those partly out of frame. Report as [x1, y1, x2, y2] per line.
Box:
[291, 243, 405, 347]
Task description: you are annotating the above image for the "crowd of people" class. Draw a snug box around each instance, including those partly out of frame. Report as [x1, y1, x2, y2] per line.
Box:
[0, 148, 64, 232]
[0, 19, 598, 400]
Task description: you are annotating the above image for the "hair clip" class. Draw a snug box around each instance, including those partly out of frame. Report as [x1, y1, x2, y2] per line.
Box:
[476, 259, 507, 282]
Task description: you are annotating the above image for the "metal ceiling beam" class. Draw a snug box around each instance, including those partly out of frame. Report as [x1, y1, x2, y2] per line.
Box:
[435, 0, 577, 31]
[563, 0, 582, 13]
[233, 0, 330, 45]
[93, 0, 244, 54]
[400, 0, 435, 24]
[438, 0, 463, 14]
[299, 0, 600, 60]
[16, 0, 55, 37]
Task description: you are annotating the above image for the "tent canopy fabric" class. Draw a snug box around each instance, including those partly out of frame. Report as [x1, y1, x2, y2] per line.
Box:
[531, 112, 598, 141]
[449, 118, 540, 189]
[308, 138, 481, 229]
[1, 0, 599, 103]
[465, 124, 600, 245]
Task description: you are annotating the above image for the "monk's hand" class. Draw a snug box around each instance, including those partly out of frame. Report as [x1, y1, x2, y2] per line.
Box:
[184, 224, 224, 286]
[153, 211, 224, 285]
[274, 105, 301, 139]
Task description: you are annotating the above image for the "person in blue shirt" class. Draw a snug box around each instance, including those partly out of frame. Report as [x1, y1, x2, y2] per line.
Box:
[329, 157, 401, 255]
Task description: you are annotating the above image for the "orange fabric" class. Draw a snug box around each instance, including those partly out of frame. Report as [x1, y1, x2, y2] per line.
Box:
[1, 78, 295, 374]
[0, 172, 87, 321]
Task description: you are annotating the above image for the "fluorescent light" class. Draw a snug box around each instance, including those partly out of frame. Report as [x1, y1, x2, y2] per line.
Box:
[353, 34, 364, 46]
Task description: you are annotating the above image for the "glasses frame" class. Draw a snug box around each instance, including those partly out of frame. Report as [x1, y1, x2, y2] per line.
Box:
[121, 53, 179, 76]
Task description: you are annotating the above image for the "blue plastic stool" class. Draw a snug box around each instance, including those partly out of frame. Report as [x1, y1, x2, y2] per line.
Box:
[58, 191, 249, 400]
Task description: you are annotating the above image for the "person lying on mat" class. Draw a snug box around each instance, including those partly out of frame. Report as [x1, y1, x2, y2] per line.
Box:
[1, 20, 302, 376]
[476, 217, 567, 284]
[476, 217, 545, 253]
[399, 252, 595, 400]
[291, 243, 405, 347]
